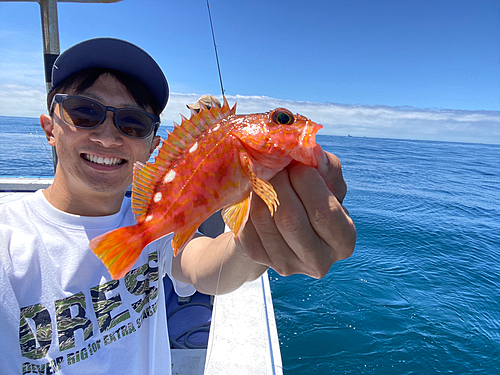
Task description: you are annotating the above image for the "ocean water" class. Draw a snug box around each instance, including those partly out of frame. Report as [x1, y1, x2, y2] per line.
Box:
[271, 134, 500, 374]
[2, 116, 500, 373]
[0, 116, 55, 176]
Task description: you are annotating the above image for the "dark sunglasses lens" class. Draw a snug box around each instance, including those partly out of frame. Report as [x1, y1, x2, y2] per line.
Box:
[116, 110, 154, 138]
[62, 97, 104, 128]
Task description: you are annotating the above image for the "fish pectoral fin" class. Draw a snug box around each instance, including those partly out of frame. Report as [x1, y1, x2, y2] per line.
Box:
[243, 158, 279, 217]
[222, 193, 252, 237]
[172, 227, 199, 256]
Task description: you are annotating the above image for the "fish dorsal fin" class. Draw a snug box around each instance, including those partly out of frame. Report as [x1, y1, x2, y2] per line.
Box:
[156, 96, 235, 170]
[131, 97, 236, 218]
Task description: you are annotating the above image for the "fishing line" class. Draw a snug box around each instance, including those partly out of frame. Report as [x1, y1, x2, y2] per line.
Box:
[205, 231, 234, 369]
[30, 131, 53, 162]
[198, 1, 230, 367]
[206, 0, 225, 96]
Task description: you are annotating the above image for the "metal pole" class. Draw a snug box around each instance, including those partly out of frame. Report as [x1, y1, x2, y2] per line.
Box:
[39, 0, 60, 93]
[0, 0, 122, 173]
[39, 0, 60, 171]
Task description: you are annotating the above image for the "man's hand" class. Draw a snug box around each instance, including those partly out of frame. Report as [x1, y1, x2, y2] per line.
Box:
[236, 145, 356, 278]
[174, 145, 356, 295]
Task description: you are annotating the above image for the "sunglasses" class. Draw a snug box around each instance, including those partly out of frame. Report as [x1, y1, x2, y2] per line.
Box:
[50, 94, 160, 139]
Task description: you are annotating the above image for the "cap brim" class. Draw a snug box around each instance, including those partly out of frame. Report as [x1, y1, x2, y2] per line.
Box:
[186, 103, 201, 110]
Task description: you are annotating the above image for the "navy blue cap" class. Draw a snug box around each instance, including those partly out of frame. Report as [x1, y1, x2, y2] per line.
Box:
[51, 38, 169, 111]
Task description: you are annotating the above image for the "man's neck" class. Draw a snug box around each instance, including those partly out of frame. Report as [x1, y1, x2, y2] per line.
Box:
[43, 177, 127, 216]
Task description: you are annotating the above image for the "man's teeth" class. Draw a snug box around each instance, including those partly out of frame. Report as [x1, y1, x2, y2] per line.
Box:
[85, 154, 123, 166]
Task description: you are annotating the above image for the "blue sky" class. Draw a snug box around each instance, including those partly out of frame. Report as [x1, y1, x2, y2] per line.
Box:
[0, 0, 499, 144]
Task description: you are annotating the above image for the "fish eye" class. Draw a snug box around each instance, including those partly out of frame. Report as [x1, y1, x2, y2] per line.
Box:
[271, 109, 295, 125]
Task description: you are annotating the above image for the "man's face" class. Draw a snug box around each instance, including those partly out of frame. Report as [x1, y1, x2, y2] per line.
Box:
[45, 74, 160, 197]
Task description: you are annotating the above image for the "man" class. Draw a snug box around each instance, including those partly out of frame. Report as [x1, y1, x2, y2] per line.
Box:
[0, 38, 356, 374]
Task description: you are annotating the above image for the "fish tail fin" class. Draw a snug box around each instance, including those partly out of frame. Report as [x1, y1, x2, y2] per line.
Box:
[89, 224, 147, 280]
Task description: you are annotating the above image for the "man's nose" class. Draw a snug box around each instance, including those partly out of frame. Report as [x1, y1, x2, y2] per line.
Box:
[88, 111, 124, 147]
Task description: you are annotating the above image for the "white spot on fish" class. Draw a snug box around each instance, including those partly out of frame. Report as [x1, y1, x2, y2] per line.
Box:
[163, 170, 176, 183]
[145, 214, 153, 222]
[212, 124, 220, 132]
[189, 142, 198, 153]
[154, 192, 162, 202]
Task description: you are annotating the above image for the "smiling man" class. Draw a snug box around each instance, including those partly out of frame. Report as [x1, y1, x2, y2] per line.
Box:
[42, 73, 161, 216]
[0, 38, 356, 374]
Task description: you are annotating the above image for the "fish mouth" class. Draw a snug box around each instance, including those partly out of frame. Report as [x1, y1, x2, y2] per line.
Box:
[300, 121, 323, 148]
[288, 121, 323, 167]
[82, 153, 126, 166]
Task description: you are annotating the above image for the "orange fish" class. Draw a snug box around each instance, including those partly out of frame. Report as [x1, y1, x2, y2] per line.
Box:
[89, 97, 322, 279]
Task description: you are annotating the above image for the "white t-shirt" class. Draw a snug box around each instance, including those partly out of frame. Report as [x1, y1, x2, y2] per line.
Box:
[0, 190, 195, 375]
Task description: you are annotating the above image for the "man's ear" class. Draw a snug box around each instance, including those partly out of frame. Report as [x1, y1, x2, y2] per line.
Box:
[150, 135, 161, 155]
[40, 114, 56, 146]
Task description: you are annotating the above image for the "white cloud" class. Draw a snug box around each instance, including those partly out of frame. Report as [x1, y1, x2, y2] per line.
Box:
[0, 83, 46, 118]
[1, 86, 498, 145]
[161, 94, 500, 145]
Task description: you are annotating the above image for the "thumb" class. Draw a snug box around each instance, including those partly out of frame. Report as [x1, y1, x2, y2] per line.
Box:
[314, 144, 347, 204]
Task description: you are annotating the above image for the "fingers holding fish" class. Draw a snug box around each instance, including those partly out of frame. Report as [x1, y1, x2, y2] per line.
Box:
[314, 145, 347, 204]
[240, 170, 320, 277]
[236, 191, 315, 278]
[287, 161, 356, 263]
[270, 168, 336, 278]
[238, 166, 353, 279]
